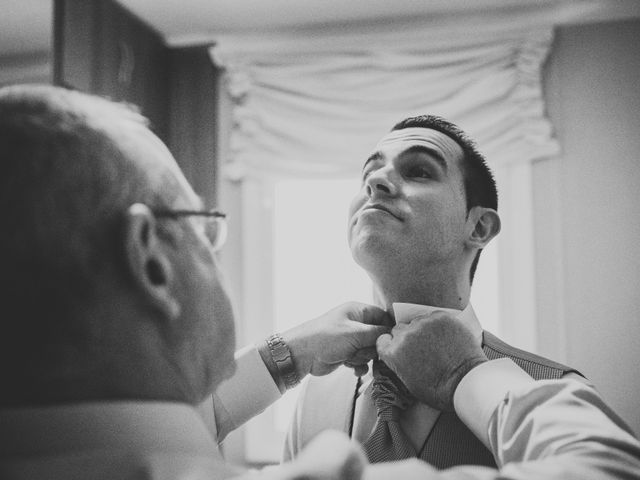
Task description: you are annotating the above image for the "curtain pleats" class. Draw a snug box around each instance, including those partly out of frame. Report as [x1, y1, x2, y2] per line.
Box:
[211, 24, 558, 180]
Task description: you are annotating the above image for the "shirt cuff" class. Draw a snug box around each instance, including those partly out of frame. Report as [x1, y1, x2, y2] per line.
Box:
[453, 358, 534, 448]
[213, 345, 282, 439]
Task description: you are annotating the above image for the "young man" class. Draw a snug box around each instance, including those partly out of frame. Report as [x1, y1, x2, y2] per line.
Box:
[282, 116, 611, 467]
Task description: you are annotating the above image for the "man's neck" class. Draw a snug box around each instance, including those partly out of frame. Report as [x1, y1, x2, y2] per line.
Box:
[371, 268, 470, 311]
[1, 354, 199, 408]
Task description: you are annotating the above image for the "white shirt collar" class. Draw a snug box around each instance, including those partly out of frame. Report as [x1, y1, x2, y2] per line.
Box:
[358, 302, 483, 389]
[392, 302, 483, 344]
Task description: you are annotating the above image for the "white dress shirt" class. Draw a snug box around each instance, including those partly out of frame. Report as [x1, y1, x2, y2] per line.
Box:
[212, 344, 640, 479]
[208, 304, 640, 479]
[6, 349, 636, 480]
[213, 345, 282, 441]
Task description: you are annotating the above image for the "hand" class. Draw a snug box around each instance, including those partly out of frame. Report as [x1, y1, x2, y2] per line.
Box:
[376, 311, 488, 411]
[273, 430, 366, 480]
[283, 302, 392, 378]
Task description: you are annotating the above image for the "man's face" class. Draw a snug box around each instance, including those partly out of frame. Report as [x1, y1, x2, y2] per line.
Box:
[134, 126, 237, 395]
[172, 189, 237, 394]
[348, 127, 469, 274]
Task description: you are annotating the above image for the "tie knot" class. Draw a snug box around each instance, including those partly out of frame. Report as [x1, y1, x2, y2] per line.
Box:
[370, 361, 415, 420]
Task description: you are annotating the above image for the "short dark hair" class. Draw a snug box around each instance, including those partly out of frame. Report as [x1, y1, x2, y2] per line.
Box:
[0, 85, 180, 342]
[391, 115, 498, 283]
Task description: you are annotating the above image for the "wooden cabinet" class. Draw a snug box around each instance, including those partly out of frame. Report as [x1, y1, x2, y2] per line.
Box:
[54, 0, 169, 141]
[167, 47, 219, 208]
[53, 0, 219, 205]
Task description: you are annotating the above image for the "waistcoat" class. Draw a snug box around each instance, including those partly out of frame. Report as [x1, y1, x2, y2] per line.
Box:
[355, 330, 581, 469]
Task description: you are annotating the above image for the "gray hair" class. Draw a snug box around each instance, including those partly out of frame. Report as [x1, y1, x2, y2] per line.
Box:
[0, 84, 180, 337]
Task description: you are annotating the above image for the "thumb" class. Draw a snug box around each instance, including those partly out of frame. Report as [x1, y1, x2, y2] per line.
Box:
[375, 333, 393, 360]
[357, 305, 394, 327]
[350, 323, 391, 349]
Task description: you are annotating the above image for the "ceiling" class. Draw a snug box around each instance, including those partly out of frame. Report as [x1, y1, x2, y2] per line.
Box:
[1, 0, 640, 57]
[0, 0, 52, 57]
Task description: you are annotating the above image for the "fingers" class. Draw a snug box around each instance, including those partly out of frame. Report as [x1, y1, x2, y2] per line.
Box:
[375, 333, 393, 359]
[349, 346, 377, 363]
[345, 363, 369, 377]
[344, 345, 377, 377]
[375, 326, 410, 378]
[352, 303, 394, 327]
[350, 323, 391, 350]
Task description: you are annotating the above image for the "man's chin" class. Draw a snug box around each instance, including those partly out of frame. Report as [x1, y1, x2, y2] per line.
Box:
[352, 237, 395, 268]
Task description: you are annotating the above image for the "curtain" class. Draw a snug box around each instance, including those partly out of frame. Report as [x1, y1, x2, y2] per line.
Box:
[211, 22, 558, 180]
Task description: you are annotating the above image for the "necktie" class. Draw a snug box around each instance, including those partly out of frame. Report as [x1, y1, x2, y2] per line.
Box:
[362, 360, 416, 463]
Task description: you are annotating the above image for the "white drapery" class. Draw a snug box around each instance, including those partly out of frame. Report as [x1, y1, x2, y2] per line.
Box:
[211, 23, 558, 180]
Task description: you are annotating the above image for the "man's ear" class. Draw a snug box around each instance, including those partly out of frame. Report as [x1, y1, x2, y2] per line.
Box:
[465, 206, 501, 250]
[123, 203, 181, 320]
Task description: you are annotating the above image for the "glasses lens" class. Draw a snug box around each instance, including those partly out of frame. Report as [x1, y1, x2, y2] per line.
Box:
[206, 216, 228, 252]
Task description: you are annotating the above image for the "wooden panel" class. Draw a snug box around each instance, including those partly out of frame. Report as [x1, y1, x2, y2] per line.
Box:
[93, 1, 170, 140]
[53, 0, 95, 91]
[53, 0, 169, 141]
[168, 46, 219, 206]
[53, 1, 219, 201]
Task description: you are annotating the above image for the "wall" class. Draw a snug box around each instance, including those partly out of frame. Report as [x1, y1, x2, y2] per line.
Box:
[537, 18, 640, 435]
[0, 52, 51, 86]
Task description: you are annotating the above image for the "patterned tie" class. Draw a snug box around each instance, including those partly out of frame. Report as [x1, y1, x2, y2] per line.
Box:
[362, 360, 417, 463]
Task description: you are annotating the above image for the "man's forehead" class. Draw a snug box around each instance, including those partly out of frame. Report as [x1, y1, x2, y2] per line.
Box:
[372, 127, 463, 162]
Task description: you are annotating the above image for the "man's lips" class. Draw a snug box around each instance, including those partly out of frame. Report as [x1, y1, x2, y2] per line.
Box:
[361, 203, 403, 220]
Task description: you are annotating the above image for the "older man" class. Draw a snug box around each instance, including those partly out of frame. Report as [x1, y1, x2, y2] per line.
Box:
[0, 84, 391, 480]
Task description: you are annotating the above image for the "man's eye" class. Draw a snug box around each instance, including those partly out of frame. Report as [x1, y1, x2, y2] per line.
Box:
[407, 165, 432, 179]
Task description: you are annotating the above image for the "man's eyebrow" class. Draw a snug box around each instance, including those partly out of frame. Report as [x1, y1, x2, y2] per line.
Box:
[362, 145, 449, 172]
[362, 151, 384, 171]
[400, 145, 448, 172]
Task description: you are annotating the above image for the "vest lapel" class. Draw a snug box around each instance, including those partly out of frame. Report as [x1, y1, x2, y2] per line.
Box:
[420, 411, 497, 469]
[418, 340, 500, 469]
[419, 331, 577, 469]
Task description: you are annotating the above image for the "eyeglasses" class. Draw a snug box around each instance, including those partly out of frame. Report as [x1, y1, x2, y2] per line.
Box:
[153, 209, 228, 252]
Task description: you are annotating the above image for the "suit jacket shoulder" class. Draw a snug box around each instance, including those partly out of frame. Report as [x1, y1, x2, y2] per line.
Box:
[482, 330, 583, 380]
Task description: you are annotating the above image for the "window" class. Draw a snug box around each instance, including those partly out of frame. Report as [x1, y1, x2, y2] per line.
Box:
[272, 178, 374, 431]
[235, 177, 373, 462]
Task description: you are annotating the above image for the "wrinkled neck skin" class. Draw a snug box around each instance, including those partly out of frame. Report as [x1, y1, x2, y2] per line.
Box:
[1, 292, 207, 408]
[2, 327, 203, 408]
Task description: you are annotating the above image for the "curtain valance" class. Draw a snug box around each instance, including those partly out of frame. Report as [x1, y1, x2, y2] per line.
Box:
[211, 23, 558, 179]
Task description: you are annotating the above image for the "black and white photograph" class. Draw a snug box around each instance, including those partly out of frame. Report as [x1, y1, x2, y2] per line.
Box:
[1, 1, 640, 478]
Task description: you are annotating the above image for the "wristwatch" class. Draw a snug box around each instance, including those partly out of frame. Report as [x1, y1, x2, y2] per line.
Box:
[266, 333, 300, 390]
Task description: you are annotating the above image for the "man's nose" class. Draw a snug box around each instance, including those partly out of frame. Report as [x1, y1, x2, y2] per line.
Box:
[365, 167, 397, 198]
